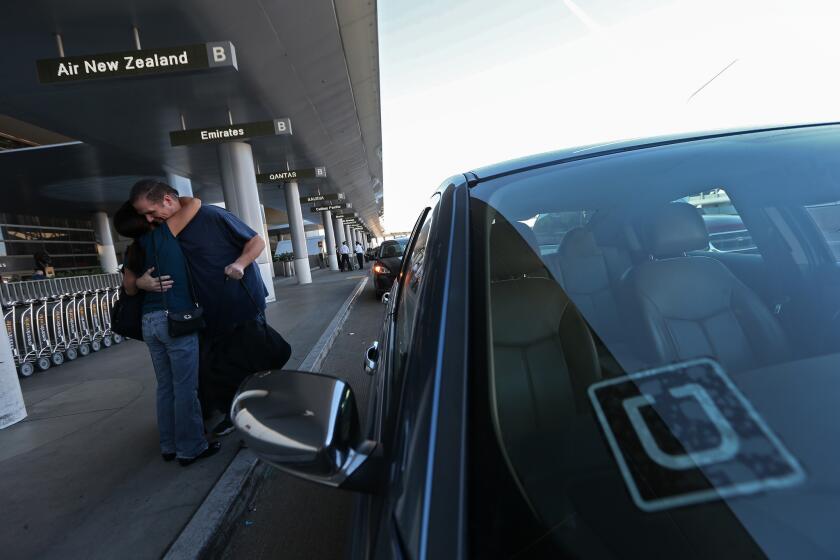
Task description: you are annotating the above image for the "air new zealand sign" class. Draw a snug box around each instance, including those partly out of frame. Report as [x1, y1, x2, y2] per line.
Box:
[36, 42, 237, 84]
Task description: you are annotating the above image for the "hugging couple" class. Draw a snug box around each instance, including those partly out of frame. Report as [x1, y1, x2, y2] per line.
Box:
[114, 179, 268, 466]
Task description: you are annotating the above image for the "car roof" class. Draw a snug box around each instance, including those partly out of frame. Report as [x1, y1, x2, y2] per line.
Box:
[469, 122, 840, 183]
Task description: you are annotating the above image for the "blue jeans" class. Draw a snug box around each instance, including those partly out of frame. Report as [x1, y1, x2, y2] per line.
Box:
[142, 311, 207, 459]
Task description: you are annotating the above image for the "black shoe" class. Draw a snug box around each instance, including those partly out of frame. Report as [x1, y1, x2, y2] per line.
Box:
[212, 417, 235, 437]
[178, 441, 222, 467]
[162, 452, 176, 462]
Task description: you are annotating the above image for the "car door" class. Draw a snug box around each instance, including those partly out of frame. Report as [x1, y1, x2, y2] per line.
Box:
[353, 176, 471, 559]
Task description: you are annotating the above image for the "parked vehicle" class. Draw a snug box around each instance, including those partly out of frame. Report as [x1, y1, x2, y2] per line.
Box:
[370, 238, 408, 299]
[233, 123, 840, 559]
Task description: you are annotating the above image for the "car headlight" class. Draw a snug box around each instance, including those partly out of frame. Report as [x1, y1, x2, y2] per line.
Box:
[373, 264, 391, 275]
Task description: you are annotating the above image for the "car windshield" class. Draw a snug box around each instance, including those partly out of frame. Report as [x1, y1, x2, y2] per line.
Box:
[469, 126, 840, 558]
[380, 239, 407, 258]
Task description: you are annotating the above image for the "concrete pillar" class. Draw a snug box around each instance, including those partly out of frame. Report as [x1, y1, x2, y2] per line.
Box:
[217, 142, 276, 302]
[344, 224, 353, 253]
[166, 172, 194, 196]
[334, 216, 347, 246]
[93, 211, 118, 273]
[281, 180, 312, 285]
[0, 320, 26, 429]
[321, 210, 339, 271]
[260, 205, 276, 278]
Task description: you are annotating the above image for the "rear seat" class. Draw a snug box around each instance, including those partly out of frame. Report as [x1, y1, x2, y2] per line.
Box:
[544, 222, 645, 371]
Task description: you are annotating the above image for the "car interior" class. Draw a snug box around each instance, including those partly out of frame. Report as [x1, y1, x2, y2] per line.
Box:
[470, 161, 840, 557]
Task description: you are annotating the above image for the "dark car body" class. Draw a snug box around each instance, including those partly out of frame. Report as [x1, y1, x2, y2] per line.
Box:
[233, 122, 840, 559]
[370, 238, 407, 299]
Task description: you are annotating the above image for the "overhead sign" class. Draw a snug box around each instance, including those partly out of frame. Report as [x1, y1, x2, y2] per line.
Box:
[301, 193, 344, 204]
[257, 167, 326, 183]
[310, 203, 350, 213]
[169, 118, 291, 146]
[36, 42, 237, 84]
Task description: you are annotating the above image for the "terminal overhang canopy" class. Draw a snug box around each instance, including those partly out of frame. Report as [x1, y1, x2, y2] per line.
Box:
[0, 0, 383, 236]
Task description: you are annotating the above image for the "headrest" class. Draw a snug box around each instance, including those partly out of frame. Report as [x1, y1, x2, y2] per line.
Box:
[643, 202, 709, 257]
[589, 210, 643, 253]
[490, 218, 546, 280]
[491, 278, 568, 345]
[559, 227, 601, 258]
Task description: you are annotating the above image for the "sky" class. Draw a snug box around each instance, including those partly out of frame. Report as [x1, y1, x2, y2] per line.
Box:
[378, 0, 840, 232]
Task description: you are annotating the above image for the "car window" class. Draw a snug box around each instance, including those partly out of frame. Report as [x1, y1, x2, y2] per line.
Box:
[806, 201, 840, 260]
[379, 239, 407, 258]
[468, 135, 840, 558]
[683, 188, 757, 254]
[394, 211, 433, 375]
[530, 211, 592, 255]
[387, 200, 439, 559]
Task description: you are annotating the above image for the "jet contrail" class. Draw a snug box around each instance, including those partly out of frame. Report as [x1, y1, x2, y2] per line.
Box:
[563, 0, 605, 35]
[687, 59, 739, 103]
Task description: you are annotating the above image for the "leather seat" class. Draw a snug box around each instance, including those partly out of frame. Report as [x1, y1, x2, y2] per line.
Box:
[547, 227, 623, 343]
[489, 216, 600, 524]
[624, 202, 789, 372]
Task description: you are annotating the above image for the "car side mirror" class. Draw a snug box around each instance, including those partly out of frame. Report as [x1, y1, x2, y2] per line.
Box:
[381, 292, 390, 304]
[231, 370, 379, 491]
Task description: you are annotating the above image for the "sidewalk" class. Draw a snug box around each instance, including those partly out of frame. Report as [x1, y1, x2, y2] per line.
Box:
[0, 268, 364, 560]
[217, 278, 387, 560]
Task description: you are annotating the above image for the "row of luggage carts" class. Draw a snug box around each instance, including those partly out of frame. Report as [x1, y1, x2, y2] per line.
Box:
[1, 273, 124, 378]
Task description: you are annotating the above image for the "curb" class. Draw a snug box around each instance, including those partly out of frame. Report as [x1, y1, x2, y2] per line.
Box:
[162, 450, 261, 560]
[162, 276, 369, 559]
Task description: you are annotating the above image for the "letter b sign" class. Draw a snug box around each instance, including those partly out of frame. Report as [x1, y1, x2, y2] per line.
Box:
[206, 42, 238, 70]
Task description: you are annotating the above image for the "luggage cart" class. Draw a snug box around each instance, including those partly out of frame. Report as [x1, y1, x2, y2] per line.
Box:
[1, 282, 35, 377]
[100, 273, 123, 344]
[83, 276, 105, 351]
[60, 277, 87, 359]
[12, 283, 39, 376]
[72, 276, 95, 356]
[107, 273, 124, 344]
[28, 281, 58, 370]
[48, 277, 77, 361]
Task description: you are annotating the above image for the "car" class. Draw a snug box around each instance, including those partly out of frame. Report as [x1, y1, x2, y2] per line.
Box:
[232, 122, 840, 559]
[370, 238, 408, 299]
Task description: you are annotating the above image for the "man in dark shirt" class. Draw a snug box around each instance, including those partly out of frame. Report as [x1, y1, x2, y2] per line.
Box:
[131, 180, 267, 435]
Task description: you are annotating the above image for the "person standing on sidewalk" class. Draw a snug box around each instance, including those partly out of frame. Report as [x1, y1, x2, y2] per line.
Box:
[130, 179, 268, 438]
[354, 241, 365, 270]
[339, 241, 352, 271]
[336, 245, 344, 271]
[116, 197, 222, 467]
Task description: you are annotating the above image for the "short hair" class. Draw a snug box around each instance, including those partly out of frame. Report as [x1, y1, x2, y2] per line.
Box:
[129, 179, 178, 204]
[113, 201, 151, 239]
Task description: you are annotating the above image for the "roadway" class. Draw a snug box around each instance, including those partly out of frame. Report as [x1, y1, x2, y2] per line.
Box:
[0, 268, 367, 560]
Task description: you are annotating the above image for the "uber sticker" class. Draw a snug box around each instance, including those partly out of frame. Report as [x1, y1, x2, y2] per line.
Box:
[589, 358, 804, 512]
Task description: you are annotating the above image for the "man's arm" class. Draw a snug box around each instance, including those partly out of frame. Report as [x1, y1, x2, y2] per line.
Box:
[224, 235, 266, 279]
[166, 197, 201, 237]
